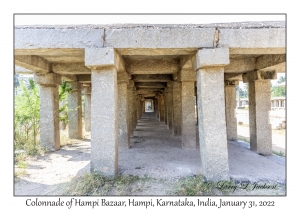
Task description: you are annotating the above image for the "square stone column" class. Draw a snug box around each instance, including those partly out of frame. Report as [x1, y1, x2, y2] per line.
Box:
[127, 80, 134, 137]
[159, 94, 165, 122]
[83, 86, 91, 132]
[166, 83, 173, 130]
[34, 73, 61, 151]
[155, 97, 159, 118]
[68, 81, 83, 139]
[193, 47, 230, 181]
[225, 81, 238, 140]
[164, 92, 168, 125]
[117, 72, 130, 149]
[137, 96, 141, 120]
[86, 48, 124, 176]
[172, 81, 182, 135]
[132, 90, 137, 129]
[243, 70, 275, 155]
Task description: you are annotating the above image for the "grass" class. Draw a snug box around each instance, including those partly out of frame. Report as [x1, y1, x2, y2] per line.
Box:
[273, 150, 285, 157]
[64, 173, 152, 195]
[173, 175, 214, 195]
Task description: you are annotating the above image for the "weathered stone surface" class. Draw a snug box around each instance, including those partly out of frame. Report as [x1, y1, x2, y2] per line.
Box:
[118, 83, 129, 149]
[224, 57, 256, 73]
[91, 68, 118, 176]
[219, 28, 285, 50]
[15, 28, 104, 49]
[181, 81, 196, 148]
[193, 47, 230, 70]
[159, 94, 165, 122]
[132, 74, 172, 82]
[224, 73, 243, 81]
[197, 67, 229, 181]
[83, 87, 91, 132]
[172, 81, 181, 136]
[15, 65, 33, 74]
[255, 54, 286, 72]
[52, 63, 91, 74]
[135, 82, 167, 89]
[39, 85, 60, 151]
[225, 85, 237, 140]
[248, 79, 272, 155]
[78, 74, 91, 82]
[127, 59, 180, 74]
[34, 73, 61, 86]
[177, 69, 196, 81]
[105, 28, 215, 48]
[68, 82, 82, 139]
[242, 70, 277, 83]
[85, 48, 125, 71]
[127, 81, 134, 137]
[166, 84, 173, 130]
[15, 55, 50, 73]
[164, 92, 168, 125]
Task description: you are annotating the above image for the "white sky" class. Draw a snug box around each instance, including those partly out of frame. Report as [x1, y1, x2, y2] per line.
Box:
[14, 14, 285, 25]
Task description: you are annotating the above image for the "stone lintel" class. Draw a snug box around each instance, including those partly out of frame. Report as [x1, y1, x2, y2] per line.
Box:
[127, 59, 180, 74]
[229, 48, 285, 55]
[224, 57, 256, 73]
[177, 69, 196, 82]
[61, 74, 77, 81]
[193, 47, 230, 70]
[82, 86, 91, 94]
[34, 73, 61, 86]
[243, 70, 277, 83]
[15, 55, 50, 73]
[52, 63, 91, 74]
[135, 82, 166, 89]
[85, 48, 125, 71]
[117, 71, 130, 83]
[78, 74, 92, 82]
[132, 74, 172, 82]
[255, 54, 286, 72]
[224, 73, 243, 81]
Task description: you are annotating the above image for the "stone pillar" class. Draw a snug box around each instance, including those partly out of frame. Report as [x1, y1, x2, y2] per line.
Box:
[172, 81, 182, 135]
[164, 92, 168, 125]
[225, 81, 238, 141]
[86, 48, 121, 176]
[137, 96, 141, 120]
[59, 99, 67, 130]
[34, 73, 61, 151]
[155, 97, 159, 118]
[133, 90, 137, 129]
[178, 69, 196, 148]
[193, 47, 230, 181]
[243, 70, 275, 155]
[68, 81, 83, 139]
[117, 73, 129, 149]
[159, 94, 165, 122]
[166, 82, 173, 130]
[83, 86, 91, 132]
[128, 80, 134, 137]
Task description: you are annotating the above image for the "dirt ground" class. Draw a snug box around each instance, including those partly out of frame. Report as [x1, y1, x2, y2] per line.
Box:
[14, 112, 286, 196]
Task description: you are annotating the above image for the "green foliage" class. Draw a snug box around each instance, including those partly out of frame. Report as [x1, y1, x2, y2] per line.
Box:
[237, 84, 248, 99]
[271, 86, 286, 97]
[14, 78, 41, 154]
[59, 81, 72, 125]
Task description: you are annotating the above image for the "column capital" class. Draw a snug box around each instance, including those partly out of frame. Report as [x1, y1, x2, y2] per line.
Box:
[85, 47, 125, 71]
[82, 86, 91, 94]
[117, 71, 130, 84]
[69, 81, 81, 91]
[34, 72, 61, 86]
[177, 69, 196, 82]
[192, 47, 229, 70]
[242, 70, 277, 83]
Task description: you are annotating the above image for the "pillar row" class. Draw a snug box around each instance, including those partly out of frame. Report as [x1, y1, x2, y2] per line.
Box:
[68, 81, 83, 139]
[127, 81, 134, 137]
[159, 94, 165, 122]
[225, 81, 238, 141]
[118, 81, 129, 149]
[166, 83, 173, 130]
[164, 92, 168, 125]
[34, 73, 61, 151]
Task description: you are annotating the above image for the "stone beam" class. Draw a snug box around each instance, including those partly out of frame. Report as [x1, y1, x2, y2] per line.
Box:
[224, 58, 256, 73]
[15, 28, 104, 49]
[132, 74, 172, 82]
[177, 69, 196, 82]
[52, 63, 91, 74]
[242, 70, 277, 83]
[255, 54, 286, 73]
[15, 55, 50, 73]
[224, 73, 243, 81]
[105, 28, 216, 48]
[126, 59, 180, 74]
[137, 89, 163, 95]
[78, 74, 91, 82]
[135, 82, 167, 89]
[85, 48, 125, 71]
[180, 55, 193, 69]
[60, 74, 77, 81]
[117, 48, 198, 56]
[15, 66, 33, 74]
[219, 28, 285, 54]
